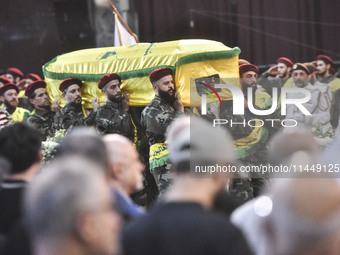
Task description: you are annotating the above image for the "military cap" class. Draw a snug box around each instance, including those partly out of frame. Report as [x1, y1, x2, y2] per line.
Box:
[292, 63, 310, 75]
[239, 64, 259, 76]
[6, 67, 24, 78]
[25, 80, 46, 98]
[149, 68, 173, 83]
[59, 78, 82, 92]
[0, 76, 10, 85]
[316, 55, 334, 66]
[26, 73, 42, 81]
[303, 63, 317, 74]
[277, 57, 294, 68]
[98, 73, 121, 90]
[0, 83, 19, 96]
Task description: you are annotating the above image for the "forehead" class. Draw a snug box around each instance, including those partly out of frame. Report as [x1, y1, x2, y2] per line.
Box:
[316, 60, 326, 65]
[106, 79, 120, 87]
[293, 70, 308, 75]
[4, 89, 17, 96]
[34, 87, 47, 95]
[242, 71, 257, 77]
[67, 84, 81, 91]
[277, 63, 287, 68]
[158, 75, 173, 83]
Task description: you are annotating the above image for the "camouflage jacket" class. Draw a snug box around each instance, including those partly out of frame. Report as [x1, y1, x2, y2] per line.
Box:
[53, 103, 96, 131]
[95, 100, 133, 139]
[27, 109, 55, 140]
[141, 95, 183, 145]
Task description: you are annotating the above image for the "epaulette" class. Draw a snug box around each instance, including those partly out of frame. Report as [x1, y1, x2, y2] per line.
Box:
[150, 99, 160, 108]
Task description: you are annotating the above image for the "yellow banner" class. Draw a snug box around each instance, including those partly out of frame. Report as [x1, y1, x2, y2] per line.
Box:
[43, 39, 241, 108]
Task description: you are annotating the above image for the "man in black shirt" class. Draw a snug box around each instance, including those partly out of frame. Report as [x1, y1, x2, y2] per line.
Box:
[123, 116, 252, 255]
[0, 123, 41, 236]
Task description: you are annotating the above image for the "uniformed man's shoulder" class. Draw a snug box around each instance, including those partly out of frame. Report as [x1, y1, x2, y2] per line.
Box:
[144, 97, 161, 112]
[27, 113, 42, 121]
[99, 100, 118, 110]
[16, 107, 30, 114]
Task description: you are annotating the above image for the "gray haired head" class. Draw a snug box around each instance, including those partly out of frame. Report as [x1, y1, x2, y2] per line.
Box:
[57, 127, 108, 169]
[24, 156, 108, 247]
[166, 115, 236, 173]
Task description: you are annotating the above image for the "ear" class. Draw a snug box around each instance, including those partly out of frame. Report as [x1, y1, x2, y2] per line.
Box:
[30, 98, 35, 105]
[287, 67, 292, 73]
[108, 161, 122, 180]
[102, 89, 108, 97]
[0, 95, 4, 101]
[75, 211, 95, 244]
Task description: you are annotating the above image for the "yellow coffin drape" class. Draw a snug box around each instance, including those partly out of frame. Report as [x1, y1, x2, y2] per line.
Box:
[43, 39, 241, 108]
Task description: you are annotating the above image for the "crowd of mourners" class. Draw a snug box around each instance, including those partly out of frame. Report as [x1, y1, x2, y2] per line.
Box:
[1, 54, 340, 255]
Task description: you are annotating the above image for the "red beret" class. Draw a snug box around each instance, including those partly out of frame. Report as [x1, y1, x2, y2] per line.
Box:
[0, 83, 19, 96]
[149, 68, 173, 83]
[292, 63, 310, 75]
[98, 73, 121, 90]
[0, 76, 10, 85]
[316, 55, 334, 66]
[239, 64, 259, 76]
[25, 80, 46, 98]
[6, 67, 24, 78]
[59, 78, 82, 92]
[26, 73, 42, 81]
[277, 57, 294, 68]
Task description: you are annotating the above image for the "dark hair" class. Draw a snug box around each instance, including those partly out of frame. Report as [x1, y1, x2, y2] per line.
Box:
[0, 123, 41, 174]
[29, 91, 36, 100]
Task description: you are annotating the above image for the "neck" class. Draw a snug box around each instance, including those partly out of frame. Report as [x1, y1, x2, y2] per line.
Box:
[164, 176, 217, 209]
[110, 180, 131, 196]
[6, 105, 16, 114]
[320, 71, 331, 78]
[35, 106, 49, 113]
[8, 161, 40, 183]
[36, 238, 86, 255]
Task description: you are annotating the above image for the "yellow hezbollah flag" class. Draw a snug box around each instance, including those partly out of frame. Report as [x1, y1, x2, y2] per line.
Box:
[43, 39, 240, 108]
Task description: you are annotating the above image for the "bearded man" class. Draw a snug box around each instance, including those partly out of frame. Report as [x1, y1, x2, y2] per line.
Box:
[95, 73, 134, 140]
[141, 68, 184, 193]
[53, 78, 99, 131]
[0, 83, 30, 122]
[25, 80, 56, 140]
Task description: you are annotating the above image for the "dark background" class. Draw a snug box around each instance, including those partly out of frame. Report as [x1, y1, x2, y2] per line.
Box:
[1, 0, 339, 77]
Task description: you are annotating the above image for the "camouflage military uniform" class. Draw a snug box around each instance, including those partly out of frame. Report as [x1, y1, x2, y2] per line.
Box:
[220, 100, 278, 204]
[141, 95, 183, 193]
[27, 109, 55, 140]
[317, 75, 340, 128]
[95, 100, 134, 139]
[53, 103, 96, 131]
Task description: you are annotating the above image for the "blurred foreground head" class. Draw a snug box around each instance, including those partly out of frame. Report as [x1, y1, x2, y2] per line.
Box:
[165, 115, 237, 208]
[166, 115, 236, 176]
[57, 127, 108, 169]
[25, 156, 121, 255]
[268, 128, 319, 167]
[0, 122, 41, 176]
[104, 134, 144, 195]
[264, 177, 340, 255]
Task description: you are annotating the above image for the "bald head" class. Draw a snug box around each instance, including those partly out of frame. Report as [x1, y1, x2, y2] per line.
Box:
[104, 134, 133, 164]
[103, 134, 144, 194]
[268, 128, 319, 166]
